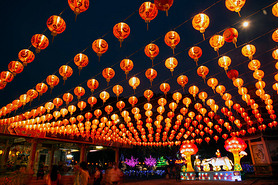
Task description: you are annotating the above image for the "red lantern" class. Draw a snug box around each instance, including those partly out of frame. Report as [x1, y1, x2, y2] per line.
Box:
[188, 46, 202, 66]
[120, 59, 133, 79]
[74, 53, 89, 74]
[223, 28, 238, 47]
[36, 83, 48, 96]
[165, 57, 178, 75]
[8, 61, 24, 76]
[227, 69, 239, 81]
[18, 49, 35, 66]
[92, 39, 108, 60]
[0, 71, 14, 84]
[47, 15, 66, 38]
[225, 0, 246, 17]
[31, 34, 49, 53]
[192, 13, 210, 40]
[102, 68, 115, 85]
[63, 93, 74, 105]
[46, 75, 59, 91]
[59, 65, 73, 83]
[139, 2, 158, 30]
[197, 66, 209, 81]
[145, 43, 159, 66]
[160, 83, 170, 95]
[209, 35, 225, 56]
[164, 31, 180, 54]
[154, 0, 174, 16]
[145, 68, 157, 86]
[74, 86, 85, 100]
[87, 96, 97, 108]
[68, 0, 89, 18]
[177, 75, 188, 91]
[87, 79, 99, 94]
[113, 22, 130, 47]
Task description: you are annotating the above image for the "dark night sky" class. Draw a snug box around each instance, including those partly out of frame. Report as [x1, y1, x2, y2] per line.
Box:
[1, 1, 278, 132]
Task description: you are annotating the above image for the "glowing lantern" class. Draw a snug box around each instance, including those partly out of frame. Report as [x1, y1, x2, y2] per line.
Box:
[102, 68, 115, 86]
[87, 79, 99, 94]
[248, 60, 261, 71]
[224, 137, 247, 171]
[192, 13, 210, 40]
[188, 46, 202, 66]
[145, 43, 159, 66]
[26, 89, 38, 102]
[31, 34, 49, 53]
[113, 85, 123, 100]
[216, 85, 226, 96]
[19, 94, 30, 106]
[273, 83, 278, 94]
[272, 3, 278, 17]
[209, 35, 225, 55]
[99, 91, 110, 104]
[47, 15, 66, 40]
[188, 85, 199, 99]
[0, 71, 14, 84]
[139, 2, 158, 30]
[233, 78, 244, 88]
[165, 57, 178, 75]
[160, 83, 170, 95]
[45, 102, 54, 113]
[273, 29, 278, 42]
[173, 92, 182, 104]
[128, 96, 138, 107]
[177, 75, 188, 91]
[145, 68, 157, 86]
[255, 81, 265, 90]
[8, 61, 24, 76]
[164, 31, 180, 54]
[68, 0, 89, 19]
[242, 44, 256, 60]
[74, 53, 89, 74]
[63, 93, 73, 105]
[144, 89, 154, 101]
[198, 91, 208, 103]
[197, 66, 209, 81]
[227, 69, 239, 81]
[87, 96, 97, 108]
[92, 39, 108, 60]
[74, 86, 85, 100]
[18, 49, 35, 66]
[218, 56, 231, 71]
[59, 65, 73, 83]
[158, 98, 167, 106]
[113, 22, 130, 47]
[129, 77, 140, 93]
[68, 105, 76, 115]
[169, 102, 177, 112]
[46, 75, 59, 92]
[225, 0, 246, 16]
[154, 0, 174, 16]
[120, 59, 133, 79]
[180, 141, 198, 171]
[183, 97, 191, 108]
[253, 70, 264, 81]
[36, 83, 48, 96]
[223, 28, 238, 47]
[53, 98, 63, 109]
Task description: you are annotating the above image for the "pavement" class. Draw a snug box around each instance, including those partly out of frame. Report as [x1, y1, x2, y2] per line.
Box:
[122, 179, 278, 185]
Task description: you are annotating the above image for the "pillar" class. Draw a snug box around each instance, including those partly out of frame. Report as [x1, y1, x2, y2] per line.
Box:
[114, 148, 119, 166]
[79, 144, 87, 162]
[0, 140, 11, 170]
[27, 139, 38, 173]
[48, 145, 55, 171]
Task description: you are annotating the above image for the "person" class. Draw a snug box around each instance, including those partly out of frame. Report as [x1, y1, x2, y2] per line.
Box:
[45, 165, 61, 185]
[216, 149, 221, 158]
[74, 161, 90, 185]
[110, 163, 123, 185]
[194, 156, 201, 180]
[93, 166, 102, 185]
[103, 162, 113, 185]
[37, 162, 45, 180]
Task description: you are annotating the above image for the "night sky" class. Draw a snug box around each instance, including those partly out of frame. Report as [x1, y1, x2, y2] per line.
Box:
[1, 1, 278, 143]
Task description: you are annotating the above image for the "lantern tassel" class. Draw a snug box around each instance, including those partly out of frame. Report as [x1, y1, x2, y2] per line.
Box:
[172, 48, 175, 55]
[171, 71, 173, 76]
[120, 40, 122, 48]
[52, 36, 55, 43]
[202, 33, 205, 41]
[75, 14, 78, 21]
[216, 50, 219, 57]
[151, 59, 154, 67]
[237, 11, 241, 17]
[147, 23, 149, 31]
[134, 89, 136, 95]
[166, 10, 169, 17]
[234, 42, 237, 48]
[150, 80, 153, 86]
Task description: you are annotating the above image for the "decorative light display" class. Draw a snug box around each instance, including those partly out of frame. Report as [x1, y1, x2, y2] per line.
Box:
[125, 156, 139, 167]
[180, 141, 198, 172]
[156, 157, 168, 167]
[144, 155, 157, 167]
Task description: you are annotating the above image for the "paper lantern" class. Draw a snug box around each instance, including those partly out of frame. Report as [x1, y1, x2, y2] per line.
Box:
[99, 91, 110, 103]
[218, 56, 231, 71]
[36, 83, 48, 96]
[198, 92, 208, 103]
[188, 46, 202, 66]
[31, 34, 49, 53]
[8, 61, 24, 76]
[63, 93, 74, 105]
[225, 0, 246, 17]
[74, 86, 85, 100]
[227, 69, 239, 81]
[192, 13, 210, 40]
[113, 85, 123, 99]
[139, 2, 158, 30]
[144, 89, 154, 102]
[242, 44, 256, 60]
[223, 28, 238, 47]
[68, 0, 89, 18]
[173, 92, 182, 104]
[216, 85, 226, 96]
[46, 75, 59, 92]
[180, 141, 198, 171]
[248, 60, 261, 71]
[68, 105, 76, 115]
[145, 68, 157, 86]
[160, 83, 170, 95]
[253, 70, 264, 81]
[102, 68, 115, 85]
[183, 97, 191, 108]
[26, 89, 38, 102]
[47, 15, 66, 38]
[272, 3, 278, 17]
[165, 57, 178, 75]
[129, 77, 140, 93]
[113, 22, 130, 47]
[87, 79, 99, 94]
[197, 66, 209, 81]
[145, 43, 159, 66]
[92, 39, 108, 59]
[87, 96, 97, 108]
[128, 96, 138, 107]
[53, 98, 63, 109]
[74, 53, 89, 74]
[59, 65, 73, 83]
[177, 75, 188, 91]
[154, 0, 174, 16]
[120, 59, 133, 79]
[209, 35, 225, 55]
[164, 31, 180, 54]
[0, 71, 14, 84]
[189, 85, 199, 99]
[18, 49, 35, 66]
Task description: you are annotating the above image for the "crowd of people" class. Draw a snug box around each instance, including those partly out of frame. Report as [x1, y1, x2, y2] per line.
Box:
[45, 162, 124, 185]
